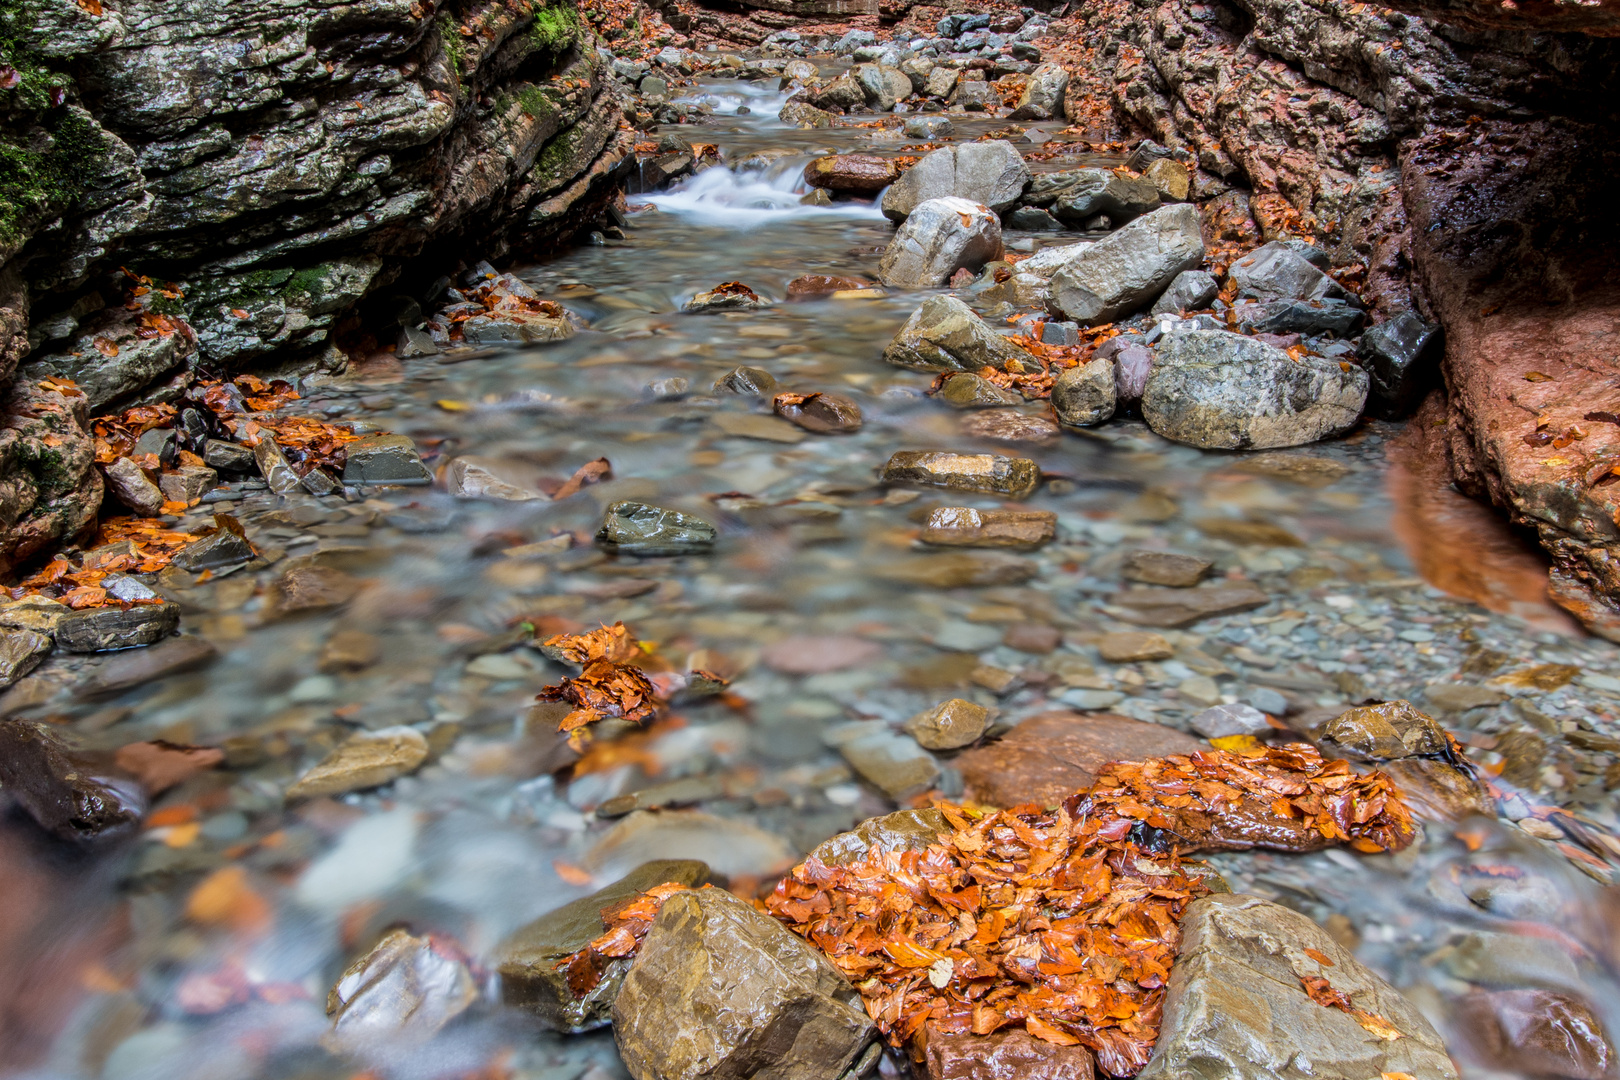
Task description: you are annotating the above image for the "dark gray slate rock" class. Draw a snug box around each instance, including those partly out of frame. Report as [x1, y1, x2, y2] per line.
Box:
[613, 887, 876, 1080]
[1047, 169, 1161, 226]
[881, 141, 1031, 222]
[1139, 894, 1458, 1080]
[56, 601, 180, 652]
[496, 859, 711, 1032]
[1151, 270, 1219, 315]
[1358, 311, 1440, 419]
[1234, 298, 1364, 337]
[1005, 207, 1064, 232]
[597, 501, 717, 555]
[203, 439, 256, 472]
[342, 433, 432, 486]
[1047, 205, 1205, 324]
[1143, 330, 1368, 449]
[1226, 241, 1352, 303]
[713, 366, 778, 395]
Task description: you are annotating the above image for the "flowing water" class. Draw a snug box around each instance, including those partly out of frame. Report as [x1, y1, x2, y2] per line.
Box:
[5, 77, 1620, 1080]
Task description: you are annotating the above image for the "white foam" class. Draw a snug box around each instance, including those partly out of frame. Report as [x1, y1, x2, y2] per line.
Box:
[646, 156, 887, 228]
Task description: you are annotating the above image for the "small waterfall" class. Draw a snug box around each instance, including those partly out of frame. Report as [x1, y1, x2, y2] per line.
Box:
[645, 157, 887, 227]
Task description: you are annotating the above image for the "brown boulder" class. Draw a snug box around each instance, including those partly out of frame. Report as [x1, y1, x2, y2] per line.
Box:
[1456, 989, 1614, 1080]
[803, 154, 902, 194]
[925, 1026, 1096, 1080]
[956, 711, 1202, 808]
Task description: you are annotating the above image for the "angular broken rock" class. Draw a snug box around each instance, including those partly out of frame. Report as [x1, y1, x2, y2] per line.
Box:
[937, 372, 1022, 408]
[55, 601, 180, 652]
[254, 437, 303, 494]
[104, 456, 164, 516]
[0, 718, 144, 841]
[173, 524, 255, 572]
[1047, 204, 1204, 324]
[713, 365, 778, 395]
[919, 507, 1056, 549]
[461, 312, 573, 344]
[0, 628, 52, 688]
[1138, 894, 1457, 1080]
[808, 808, 948, 867]
[774, 392, 863, 434]
[285, 726, 429, 801]
[1111, 583, 1268, 627]
[905, 698, 990, 749]
[1144, 330, 1369, 450]
[1098, 631, 1174, 663]
[443, 456, 544, 501]
[0, 595, 68, 635]
[158, 464, 217, 505]
[882, 295, 1033, 372]
[1226, 241, 1351, 304]
[1122, 550, 1211, 587]
[881, 450, 1040, 499]
[597, 501, 717, 555]
[956, 711, 1202, 808]
[879, 197, 1004, 289]
[613, 888, 876, 1080]
[342, 433, 432, 486]
[926, 1026, 1095, 1080]
[881, 141, 1031, 222]
[496, 859, 711, 1032]
[325, 929, 478, 1050]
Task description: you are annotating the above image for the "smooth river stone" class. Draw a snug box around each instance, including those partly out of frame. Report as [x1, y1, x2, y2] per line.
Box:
[920, 507, 1057, 549]
[881, 450, 1041, 499]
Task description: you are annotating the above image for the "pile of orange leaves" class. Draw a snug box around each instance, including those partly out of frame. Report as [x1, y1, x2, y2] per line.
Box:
[10, 516, 202, 606]
[557, 744, 1417, 1077]
[535, 622, 728, 735]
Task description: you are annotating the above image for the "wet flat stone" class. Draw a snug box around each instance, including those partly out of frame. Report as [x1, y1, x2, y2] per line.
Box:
[905, 698, 991, 749]
[56, 601, 180, 652]
[496, 859, 711, 1032]
[959, 410, 1062, 445]
[881, 450, 1041, 499]
[773, 392, 863, 433]
[920, 507, 1056, 549]
[1098, 630, 1175, 662]
[875, 552, 1038, 587]
[1123, 550, 1212, 587]
[957, 711, 1202, 808]
[285, 726, 430, 801]
[77, 635, 217, 697]
[264, 565, 362, 618]
[840, 730, 942, 797]
[0, 629, 52, 688]
[710, 412, 806, 443]
[1110, 583, 1269, 627]
[596, 501, 717, 555]
[761, 634, 883, 675]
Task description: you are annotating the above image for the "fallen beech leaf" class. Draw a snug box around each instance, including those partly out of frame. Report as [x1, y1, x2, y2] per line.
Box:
[115, 740, 225, 795]
[185, 866, 272, 933]
[1304, 947, 1335, 966]
[554, 457, 612, 500]
[1524, 372, 1553, 382]
[553, 861, 594, 886]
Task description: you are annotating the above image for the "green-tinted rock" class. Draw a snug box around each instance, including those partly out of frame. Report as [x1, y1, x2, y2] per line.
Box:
[809, 808, 949, 867]
[613, 887, 876, 1080]
[597, 501, 717, 555]
[495, 859, 711, 1032]
[342, 433, 432, 486]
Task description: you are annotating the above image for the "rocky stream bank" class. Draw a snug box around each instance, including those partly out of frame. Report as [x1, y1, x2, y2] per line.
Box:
[1, 1, 1620, 1080]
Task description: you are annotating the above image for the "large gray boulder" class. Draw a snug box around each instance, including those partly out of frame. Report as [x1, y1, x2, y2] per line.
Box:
[1142, 330, 1368, 449]
[1139, 894, 1457, 1080]
[881, 142, 1031, 222]
[613, 887, 876, 1080]
[878, 197, 1004, 289]
[1227, 241, 1353, 303]
[1009, 63, 1070, 120]
[1048, 204, 1205, 324]
[854, 63, 913, 111]
[882, 295, 1032, 371]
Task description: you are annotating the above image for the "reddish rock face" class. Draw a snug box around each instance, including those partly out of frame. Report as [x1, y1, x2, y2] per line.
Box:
[956, 711, 1202, 808]
[1401, 119, 1620, 637]
[924, 1026, 1097, 1080]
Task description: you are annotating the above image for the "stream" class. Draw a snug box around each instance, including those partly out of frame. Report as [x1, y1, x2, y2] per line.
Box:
[5, 74, 1619, 1080]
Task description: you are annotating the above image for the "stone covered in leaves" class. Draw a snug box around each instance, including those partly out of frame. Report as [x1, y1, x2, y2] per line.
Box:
[613, 886, 877, 1080]
[1138, 895, 1456, 1080]
[536, 623, 728, 733]
[496, 859, 711, 1032]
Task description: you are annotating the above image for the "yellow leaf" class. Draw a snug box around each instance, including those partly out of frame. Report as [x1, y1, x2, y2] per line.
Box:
[436, 399, 471, 411]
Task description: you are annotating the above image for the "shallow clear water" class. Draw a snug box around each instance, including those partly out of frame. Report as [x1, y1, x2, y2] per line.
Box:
[5, 78, 1620, 1080]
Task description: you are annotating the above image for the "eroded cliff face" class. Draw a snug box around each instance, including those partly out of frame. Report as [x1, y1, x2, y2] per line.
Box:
[0, 0, 631, 562]
[1072, 0, 1620, 633]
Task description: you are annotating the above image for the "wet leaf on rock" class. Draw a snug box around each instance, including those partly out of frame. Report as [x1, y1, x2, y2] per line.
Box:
[540, 659, 662, 732]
